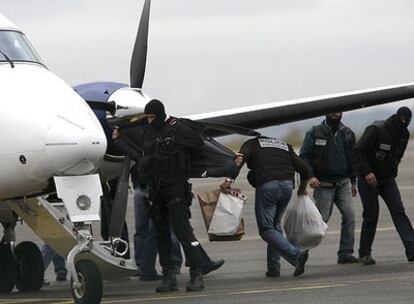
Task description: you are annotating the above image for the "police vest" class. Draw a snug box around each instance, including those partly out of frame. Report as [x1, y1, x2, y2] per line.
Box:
[368, 120, 408, 178]
[310, 124, 354, 178]
[248, 137, 294, 176]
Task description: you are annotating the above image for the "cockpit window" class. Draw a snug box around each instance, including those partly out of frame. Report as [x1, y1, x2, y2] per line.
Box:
[0, 30, 43, 64]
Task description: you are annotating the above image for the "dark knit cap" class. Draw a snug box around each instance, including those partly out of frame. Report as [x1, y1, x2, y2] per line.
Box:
[144, 99, 166, 117]
[396, 106, 412, 119]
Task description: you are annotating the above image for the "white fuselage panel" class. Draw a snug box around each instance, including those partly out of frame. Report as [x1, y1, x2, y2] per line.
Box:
[0, 63, 107, 199]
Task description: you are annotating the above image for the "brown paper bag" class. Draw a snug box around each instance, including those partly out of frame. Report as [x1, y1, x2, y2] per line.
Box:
[197, 189, 244, 242]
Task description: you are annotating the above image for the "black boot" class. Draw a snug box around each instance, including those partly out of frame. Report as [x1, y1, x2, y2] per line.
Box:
[186, 268, 204, 292]
[156, 269, 179, 292]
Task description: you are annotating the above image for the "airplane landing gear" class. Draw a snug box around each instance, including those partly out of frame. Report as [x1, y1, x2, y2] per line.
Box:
[71, 260, 102, 304]
[14, 241, 44, 292]
[0, 241, 16, 293]
[67, 225, 103, 304]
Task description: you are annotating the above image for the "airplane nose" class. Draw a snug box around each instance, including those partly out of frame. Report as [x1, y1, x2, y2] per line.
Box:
[45, 112, 107, 175]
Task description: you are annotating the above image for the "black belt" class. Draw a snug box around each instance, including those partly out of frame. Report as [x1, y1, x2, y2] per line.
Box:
[319, 178, 350, 188]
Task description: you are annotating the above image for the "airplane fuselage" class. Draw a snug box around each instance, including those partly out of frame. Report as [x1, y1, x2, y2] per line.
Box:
[0, 20, 107, 200]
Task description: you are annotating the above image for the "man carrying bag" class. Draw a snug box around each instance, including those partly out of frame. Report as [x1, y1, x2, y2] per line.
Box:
[220, 136, 310, 277]
[282, 195, 328, 249]
[197, 189, 246, 241]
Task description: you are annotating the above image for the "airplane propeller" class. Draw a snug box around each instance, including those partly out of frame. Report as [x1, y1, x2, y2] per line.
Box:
[85, 100, 128, 116]
[100, 0, 258, 240]
[109, 0, 152, 240]
[130, 0, 151, 89]
[108, 156, 131, 239]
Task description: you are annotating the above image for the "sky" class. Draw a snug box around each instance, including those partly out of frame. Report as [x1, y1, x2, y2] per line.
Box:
[1, 0, 414, 136]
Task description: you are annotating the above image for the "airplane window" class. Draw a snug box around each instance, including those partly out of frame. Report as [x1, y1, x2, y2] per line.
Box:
[0, 30, 43, 64]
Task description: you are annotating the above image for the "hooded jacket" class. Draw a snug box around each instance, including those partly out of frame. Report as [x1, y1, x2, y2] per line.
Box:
[352, 115, 410, 180]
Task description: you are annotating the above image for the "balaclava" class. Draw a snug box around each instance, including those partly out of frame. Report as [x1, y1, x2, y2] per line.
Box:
[392, 106, 412, 133]
[325, 112, 342, 133]
[144, 99, 166, 129]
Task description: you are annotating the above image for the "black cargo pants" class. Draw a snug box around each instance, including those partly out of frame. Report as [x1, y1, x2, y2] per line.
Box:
[358, 177, 414, 258]
[148, 181, 204, 270]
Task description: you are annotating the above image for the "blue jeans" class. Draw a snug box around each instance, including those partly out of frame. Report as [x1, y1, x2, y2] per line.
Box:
[358, 177, 414, 258]
[133, 187, 182, 276]
[313, 179, 355, 258]
[255, 180, 302, 270]
[41, 244, 67, 275]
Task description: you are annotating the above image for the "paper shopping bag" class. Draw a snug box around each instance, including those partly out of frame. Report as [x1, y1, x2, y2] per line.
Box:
[197, 189, 245, 241]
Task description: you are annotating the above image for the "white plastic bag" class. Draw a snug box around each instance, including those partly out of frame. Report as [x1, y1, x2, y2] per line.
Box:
[282, 195, 328, 249]
[208, 191, 246, 236]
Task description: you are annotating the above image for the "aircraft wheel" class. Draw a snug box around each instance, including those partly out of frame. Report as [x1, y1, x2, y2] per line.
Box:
[14, 241, 44, 292]
[0, 242, 16, 293]
[71, 260, 102, 304]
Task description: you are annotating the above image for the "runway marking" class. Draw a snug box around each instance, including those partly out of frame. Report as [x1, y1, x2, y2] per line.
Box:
[0, 299, 67, 304]
[100, 283, 345, 303]
[228, 283, 346, 295]
[3, 274, 414, 303]
[342, 274, 414, 285]
[100, 273, 414, 303]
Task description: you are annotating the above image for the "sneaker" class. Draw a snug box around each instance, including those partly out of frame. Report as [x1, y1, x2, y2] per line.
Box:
[359, 255, 376, 265]
[201, 259, 225, 275]
[56, 273, 67, 281]
[407, 255, 414, 262]
[293, 250, 309, 277]
[140, 273, 163, 281]
[337, 255, 359, 264]
[265, 268, 280, 278]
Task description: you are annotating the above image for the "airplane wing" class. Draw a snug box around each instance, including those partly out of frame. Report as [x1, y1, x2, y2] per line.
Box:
[77, 0, 414, 138]
[185, 82, 414, 137]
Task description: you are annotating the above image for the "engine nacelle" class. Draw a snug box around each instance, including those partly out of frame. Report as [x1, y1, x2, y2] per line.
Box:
[108, 87, 151, 118]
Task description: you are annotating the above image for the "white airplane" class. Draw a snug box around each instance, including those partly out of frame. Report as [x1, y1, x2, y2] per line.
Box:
[1, 1, 414, 303]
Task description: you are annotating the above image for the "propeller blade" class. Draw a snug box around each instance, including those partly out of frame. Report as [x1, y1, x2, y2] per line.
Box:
[86, 100, 116, 115]
[86, 100, 130, 116]
[130, 0, 151, 89]
[108, 113, 147, 128]
[109, 156, 131, 238]
[201, 121, 261, 137]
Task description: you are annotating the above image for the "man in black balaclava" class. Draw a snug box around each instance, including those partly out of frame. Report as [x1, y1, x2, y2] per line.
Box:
[325, 112, 343, 133]
[113, 99, 224, 293]
[393, 106, 412, 133]
[353, 106, 414, 265]
[144, 99, 167, 129]
[300, 112, 359, 264]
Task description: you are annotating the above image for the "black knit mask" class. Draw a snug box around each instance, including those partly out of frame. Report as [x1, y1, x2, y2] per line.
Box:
[396, 106, 412, 128]
[144, 99, 166, 129]
[325, 112, 342, 131]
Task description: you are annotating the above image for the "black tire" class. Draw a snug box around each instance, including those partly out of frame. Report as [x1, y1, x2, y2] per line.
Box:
[14, 241, 44, 292]
[71, 260, 102, 304]
[0, 242, 16, 293]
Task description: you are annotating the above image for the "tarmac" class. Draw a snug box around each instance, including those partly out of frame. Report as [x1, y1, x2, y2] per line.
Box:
[2, 145, 414, 303]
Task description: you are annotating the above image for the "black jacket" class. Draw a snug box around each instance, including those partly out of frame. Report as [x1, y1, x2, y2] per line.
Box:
[116, 117, 203, 185]
[300, 120, 356, 184]
[352, 115, 409, 180]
